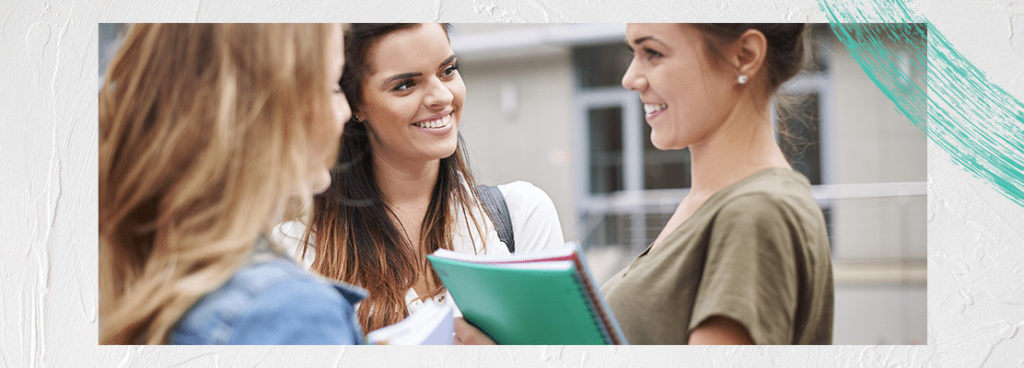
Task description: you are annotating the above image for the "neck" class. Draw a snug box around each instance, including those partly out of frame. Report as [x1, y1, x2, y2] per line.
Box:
[371, 146, 440, 208]
[688, 96, 790, 196]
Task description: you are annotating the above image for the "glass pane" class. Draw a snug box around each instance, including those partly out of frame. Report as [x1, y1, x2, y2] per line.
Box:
[588, 107, 623, 194]
[642, 117, 692, 190]
[582, 212, 630, 248]
[778, 92, 822, 185]
[572, 43, 632, 88]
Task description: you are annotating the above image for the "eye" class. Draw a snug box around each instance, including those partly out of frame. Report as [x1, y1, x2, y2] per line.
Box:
[642, 47, 663, 60]
[441, 61, 460, 78]
[333, 80, 343, 94]
[392, 79, 416, 92]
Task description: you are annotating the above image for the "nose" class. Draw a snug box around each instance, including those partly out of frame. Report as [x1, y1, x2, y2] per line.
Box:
[423, 77, 455, 109]
[621, 60, 647, 92]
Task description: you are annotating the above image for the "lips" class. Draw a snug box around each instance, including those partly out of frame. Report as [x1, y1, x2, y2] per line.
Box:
[643, 103, 667, 120]
[411, 112, 453, 129]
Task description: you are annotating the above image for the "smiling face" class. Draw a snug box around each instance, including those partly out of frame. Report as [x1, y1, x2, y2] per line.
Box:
[357, 24, 465, 164]
[621, 24, 740, 151]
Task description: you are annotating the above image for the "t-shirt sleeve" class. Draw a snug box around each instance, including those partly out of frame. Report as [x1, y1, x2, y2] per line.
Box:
[270, 220, 316, 269]
[688, 193, 800, 345]
[498, 181, 565, 253]
[229, 278, 363, 345]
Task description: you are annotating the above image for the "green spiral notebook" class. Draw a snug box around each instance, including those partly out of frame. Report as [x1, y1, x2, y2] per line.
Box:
[426, 245, 627, 345]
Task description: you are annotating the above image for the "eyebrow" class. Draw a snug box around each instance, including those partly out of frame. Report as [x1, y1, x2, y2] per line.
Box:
[381, 55, 459, 86]
[384, 72, 421, 84]
[438, 54, 456, 68]
[631, 35, 667, 48]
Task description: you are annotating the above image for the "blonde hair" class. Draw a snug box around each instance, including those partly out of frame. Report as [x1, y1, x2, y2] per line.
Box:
[98, 23, 340, 344]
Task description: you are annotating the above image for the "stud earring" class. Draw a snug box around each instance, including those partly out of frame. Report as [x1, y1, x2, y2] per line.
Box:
[737, 74, 749, 85]
[353, 113, 360, 122]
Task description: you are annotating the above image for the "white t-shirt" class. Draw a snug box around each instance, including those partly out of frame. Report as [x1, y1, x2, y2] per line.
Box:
[272, 180, 565, 315]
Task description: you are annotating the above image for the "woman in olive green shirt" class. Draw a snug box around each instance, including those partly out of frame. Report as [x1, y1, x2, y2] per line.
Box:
[599, 23, 833, 345]
[453, 23, 832, 345]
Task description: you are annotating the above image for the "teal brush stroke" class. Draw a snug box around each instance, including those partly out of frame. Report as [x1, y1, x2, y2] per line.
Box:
[818, 0, 1024, 207]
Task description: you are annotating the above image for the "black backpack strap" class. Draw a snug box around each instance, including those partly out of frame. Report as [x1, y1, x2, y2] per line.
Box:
[475, 184, 515, 253]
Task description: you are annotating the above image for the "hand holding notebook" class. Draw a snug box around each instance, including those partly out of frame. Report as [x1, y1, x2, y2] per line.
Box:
[427, 244, 627, 345]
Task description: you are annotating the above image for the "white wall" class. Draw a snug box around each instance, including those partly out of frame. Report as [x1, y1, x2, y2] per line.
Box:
[457, 47, 578, 240]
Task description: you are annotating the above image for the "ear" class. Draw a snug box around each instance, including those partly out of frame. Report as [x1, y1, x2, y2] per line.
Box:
[351, 106, 364, 123]
[730, 29, 768, 83]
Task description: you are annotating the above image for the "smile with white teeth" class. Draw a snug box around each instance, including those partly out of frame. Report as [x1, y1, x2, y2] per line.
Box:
[644, 103, 667, 114]
[412, 113, 452, 129]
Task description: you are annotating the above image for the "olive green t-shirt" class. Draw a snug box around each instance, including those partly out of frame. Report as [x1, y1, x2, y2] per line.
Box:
[601, 168, 833, 345]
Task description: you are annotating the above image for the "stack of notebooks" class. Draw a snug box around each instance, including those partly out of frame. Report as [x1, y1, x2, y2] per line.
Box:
[427, 244, 627, 345]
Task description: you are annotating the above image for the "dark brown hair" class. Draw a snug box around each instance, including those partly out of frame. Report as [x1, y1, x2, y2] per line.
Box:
[302, 23, 489, 332]
[692, 23, 807, 97]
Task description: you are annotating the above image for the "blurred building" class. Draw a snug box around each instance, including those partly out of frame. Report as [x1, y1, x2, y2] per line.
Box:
[452, 23, 926, 344]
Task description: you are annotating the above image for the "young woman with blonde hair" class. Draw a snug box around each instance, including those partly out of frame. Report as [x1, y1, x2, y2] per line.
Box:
[98, 23, 360, 344]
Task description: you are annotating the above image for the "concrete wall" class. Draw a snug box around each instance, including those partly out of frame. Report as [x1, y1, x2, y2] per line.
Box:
[457, 47, 578, 241]
[828, 37, 928, 260]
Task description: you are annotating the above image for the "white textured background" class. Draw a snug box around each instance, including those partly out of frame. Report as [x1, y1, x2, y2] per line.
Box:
[2, 0, 1023, 366]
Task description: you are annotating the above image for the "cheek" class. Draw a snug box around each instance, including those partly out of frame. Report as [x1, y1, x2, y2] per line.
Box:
[697, 77, 735, 123]
[450, 78, 467, 110]
[367, 97, 407, 130]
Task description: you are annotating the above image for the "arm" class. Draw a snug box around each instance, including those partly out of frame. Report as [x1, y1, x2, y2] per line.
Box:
[688, 316, 755, 345]
[688, 193, 800, 345]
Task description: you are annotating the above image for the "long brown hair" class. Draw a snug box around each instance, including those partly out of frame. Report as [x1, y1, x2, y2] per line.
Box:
[302, 23, 489, 332]
[98, 23, 340, 344]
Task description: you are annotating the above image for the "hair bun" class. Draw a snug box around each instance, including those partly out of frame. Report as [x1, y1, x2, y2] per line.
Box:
[694, 23, 808, 93]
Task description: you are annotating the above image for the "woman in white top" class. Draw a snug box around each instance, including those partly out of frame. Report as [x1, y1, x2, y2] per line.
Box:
[278, 23, 564, 333]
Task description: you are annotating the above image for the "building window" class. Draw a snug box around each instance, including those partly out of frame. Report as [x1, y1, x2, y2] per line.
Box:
[587, 106, 625, 194]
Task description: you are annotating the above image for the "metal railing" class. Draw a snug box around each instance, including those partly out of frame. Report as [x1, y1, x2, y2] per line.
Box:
[577, 181, 927, 257]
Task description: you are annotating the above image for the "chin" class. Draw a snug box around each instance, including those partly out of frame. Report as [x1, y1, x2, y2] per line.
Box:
[430, 145, 459, 161]
[651, 129, 693, 151]
[650, 134, 676, 151]
[309, 171, 332, 195]
[435, 134, 460, 159]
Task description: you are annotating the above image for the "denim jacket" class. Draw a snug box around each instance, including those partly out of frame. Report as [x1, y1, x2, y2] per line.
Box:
[170, 236, 366, 344]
